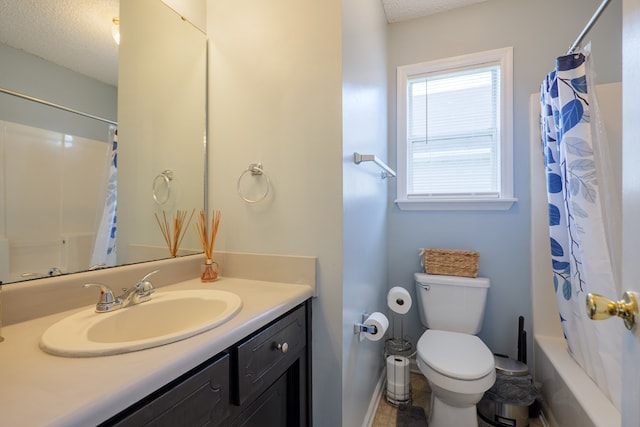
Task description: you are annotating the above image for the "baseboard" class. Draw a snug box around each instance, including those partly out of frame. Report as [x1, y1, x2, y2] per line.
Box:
[362, 368, 386, 427]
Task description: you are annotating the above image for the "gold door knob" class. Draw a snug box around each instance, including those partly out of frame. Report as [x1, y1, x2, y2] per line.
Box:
[586, 292, 638, 330]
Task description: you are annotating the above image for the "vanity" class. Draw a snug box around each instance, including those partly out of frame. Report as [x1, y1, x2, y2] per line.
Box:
[105, 299, 310, 426]
[0, 255, 315, 427]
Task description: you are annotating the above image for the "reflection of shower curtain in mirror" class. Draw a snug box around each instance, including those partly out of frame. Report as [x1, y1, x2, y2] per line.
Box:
[540, 51, 621, 410]
[90, 128, 117, 267]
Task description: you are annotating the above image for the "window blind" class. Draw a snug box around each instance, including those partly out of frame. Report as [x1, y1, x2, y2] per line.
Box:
[407, 65, 501, 197]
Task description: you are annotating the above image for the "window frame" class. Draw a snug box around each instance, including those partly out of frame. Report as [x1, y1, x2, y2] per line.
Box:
[395, 47, 516, 211]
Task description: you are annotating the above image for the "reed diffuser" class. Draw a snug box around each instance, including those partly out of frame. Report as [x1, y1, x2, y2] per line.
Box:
[195, 209, 221, 282]
[154, 209, 195, 257]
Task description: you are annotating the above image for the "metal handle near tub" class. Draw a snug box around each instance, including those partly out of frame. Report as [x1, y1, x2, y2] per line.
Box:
[586, 291, 639, 330]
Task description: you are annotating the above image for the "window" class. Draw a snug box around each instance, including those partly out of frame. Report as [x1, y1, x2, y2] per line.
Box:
[395, 47, 516, 210]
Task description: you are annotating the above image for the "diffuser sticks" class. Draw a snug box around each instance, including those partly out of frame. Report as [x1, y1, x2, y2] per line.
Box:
[154, 209, 195, 257]
[195, 209, 221, 282]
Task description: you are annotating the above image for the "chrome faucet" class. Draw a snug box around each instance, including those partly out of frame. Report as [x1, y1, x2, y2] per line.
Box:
[84, 270, 159, 313]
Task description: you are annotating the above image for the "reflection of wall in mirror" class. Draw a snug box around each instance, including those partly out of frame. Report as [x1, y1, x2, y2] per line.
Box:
[0, 42, 117, 283]
[0, 43, 117, 140]
[117, 0, 206, 264]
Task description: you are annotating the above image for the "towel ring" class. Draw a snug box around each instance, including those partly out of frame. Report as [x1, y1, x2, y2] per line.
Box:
[153, 170, 173, 205]
[237, 163, 270, 203]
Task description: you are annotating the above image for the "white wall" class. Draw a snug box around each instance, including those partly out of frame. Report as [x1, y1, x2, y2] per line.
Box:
[161, 0, 206, 32]
[207, 1, 344, 425]
[386, 0, 622, 360]
[342, 1, 389, 425]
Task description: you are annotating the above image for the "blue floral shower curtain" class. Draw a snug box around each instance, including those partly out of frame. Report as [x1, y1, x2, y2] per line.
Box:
[90, 128, 117, 267]
[540, 52, 621, 409]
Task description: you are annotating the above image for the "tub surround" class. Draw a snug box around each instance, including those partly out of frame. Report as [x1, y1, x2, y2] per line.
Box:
[0, 252, 315, 427]
[534, 336, 620, 427]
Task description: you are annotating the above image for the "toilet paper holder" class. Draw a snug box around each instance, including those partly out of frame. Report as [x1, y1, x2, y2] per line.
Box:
[353, 313, 377, 334]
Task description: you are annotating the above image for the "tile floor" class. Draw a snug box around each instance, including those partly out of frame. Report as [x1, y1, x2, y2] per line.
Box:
[371, 371, 543, 427]
[372, 372, 429, 427]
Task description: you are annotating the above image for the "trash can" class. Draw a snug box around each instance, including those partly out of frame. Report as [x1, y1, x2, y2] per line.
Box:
[477, 355, 537, 427]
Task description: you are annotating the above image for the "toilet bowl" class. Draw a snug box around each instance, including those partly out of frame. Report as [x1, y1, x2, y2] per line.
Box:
[417, 329, 495, 427]
[414, 273, 495, 427]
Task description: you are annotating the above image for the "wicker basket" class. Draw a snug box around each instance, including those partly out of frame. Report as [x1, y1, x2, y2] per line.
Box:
[419, 248, 479, 278]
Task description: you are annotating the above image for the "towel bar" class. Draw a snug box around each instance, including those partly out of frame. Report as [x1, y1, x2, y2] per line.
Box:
[353, 152, 396, 179]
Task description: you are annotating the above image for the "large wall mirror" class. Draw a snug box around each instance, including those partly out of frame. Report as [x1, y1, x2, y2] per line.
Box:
[0, 0, 207, 285]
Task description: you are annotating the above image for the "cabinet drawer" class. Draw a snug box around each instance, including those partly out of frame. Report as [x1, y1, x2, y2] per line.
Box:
[110, 353, 230, 427]
[234, 305, 306, 405]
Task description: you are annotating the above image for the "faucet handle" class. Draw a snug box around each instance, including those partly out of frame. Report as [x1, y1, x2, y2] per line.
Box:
[84, 283, 118, 312]
[140, 269, 159, 283]
[136, 269, 159, 296]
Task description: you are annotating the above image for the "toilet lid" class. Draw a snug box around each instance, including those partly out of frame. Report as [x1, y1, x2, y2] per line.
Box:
[417, 330, 494, 380]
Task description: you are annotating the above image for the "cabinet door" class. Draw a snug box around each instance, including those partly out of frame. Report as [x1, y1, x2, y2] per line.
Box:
[230, 373, 288, 427]
[107, 353, 230, 427]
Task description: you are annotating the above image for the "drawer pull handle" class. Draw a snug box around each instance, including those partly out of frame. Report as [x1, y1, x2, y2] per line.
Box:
[276, 342, 289, 353]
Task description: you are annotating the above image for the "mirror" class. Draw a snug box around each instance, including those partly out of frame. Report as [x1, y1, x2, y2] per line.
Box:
[0, 0, 207, 284]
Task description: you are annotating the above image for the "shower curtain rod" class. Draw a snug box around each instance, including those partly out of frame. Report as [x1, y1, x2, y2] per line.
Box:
[567, 0, 612, 54]
[0, 86, 117, 126]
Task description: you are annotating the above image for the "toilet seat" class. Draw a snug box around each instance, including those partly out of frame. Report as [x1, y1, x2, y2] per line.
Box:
[417, 329, 494, 380]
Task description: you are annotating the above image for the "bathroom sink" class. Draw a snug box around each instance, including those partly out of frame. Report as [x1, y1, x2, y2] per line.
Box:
[40, 289, 242, 357]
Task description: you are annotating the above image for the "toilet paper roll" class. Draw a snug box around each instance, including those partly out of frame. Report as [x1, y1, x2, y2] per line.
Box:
[386, 355, 410, 400]
[387, 286, 412, 314]
[386, 355, 410, 383]
[363, 312, 389, 341]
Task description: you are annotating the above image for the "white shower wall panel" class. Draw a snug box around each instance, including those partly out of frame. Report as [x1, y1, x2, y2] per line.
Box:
[0, 121, 109, 279]
[5, 121, 62, 242]
[61, 134, 109, 233]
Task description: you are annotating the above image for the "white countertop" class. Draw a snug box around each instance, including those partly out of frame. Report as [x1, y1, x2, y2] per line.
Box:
[0, 277, 313, 427]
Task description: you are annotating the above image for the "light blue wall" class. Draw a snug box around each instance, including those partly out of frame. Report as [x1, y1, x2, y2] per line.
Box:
[386, 0, 622, 359]
[342, 1, 389, 425]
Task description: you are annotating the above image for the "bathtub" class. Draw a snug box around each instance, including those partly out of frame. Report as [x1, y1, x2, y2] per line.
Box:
[529, 84, 622, 427]
[534, 336, 620, 427]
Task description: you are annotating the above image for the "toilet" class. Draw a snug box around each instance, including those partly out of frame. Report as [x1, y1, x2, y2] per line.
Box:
[414, 273, 495, 427]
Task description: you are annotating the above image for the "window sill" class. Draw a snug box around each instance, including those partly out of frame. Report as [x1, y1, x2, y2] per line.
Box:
[395, 197, 517, 211]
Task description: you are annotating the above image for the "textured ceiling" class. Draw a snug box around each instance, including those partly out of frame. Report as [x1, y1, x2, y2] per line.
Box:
[0, 1, 485, 88]
[382, 0, 489, 23]
[0, 0, 119, 86]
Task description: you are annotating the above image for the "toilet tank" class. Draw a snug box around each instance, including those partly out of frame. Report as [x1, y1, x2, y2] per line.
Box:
[414, 273, 490, 334]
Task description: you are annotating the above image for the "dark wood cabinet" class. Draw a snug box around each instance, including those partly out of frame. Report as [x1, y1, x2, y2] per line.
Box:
[108, 353, 231, 427]
[229, 372, 288, 427]
[101, 301, 311, 427]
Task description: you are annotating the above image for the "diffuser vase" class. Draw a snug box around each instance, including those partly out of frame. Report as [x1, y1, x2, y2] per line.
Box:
[201, 259, 218, 283]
